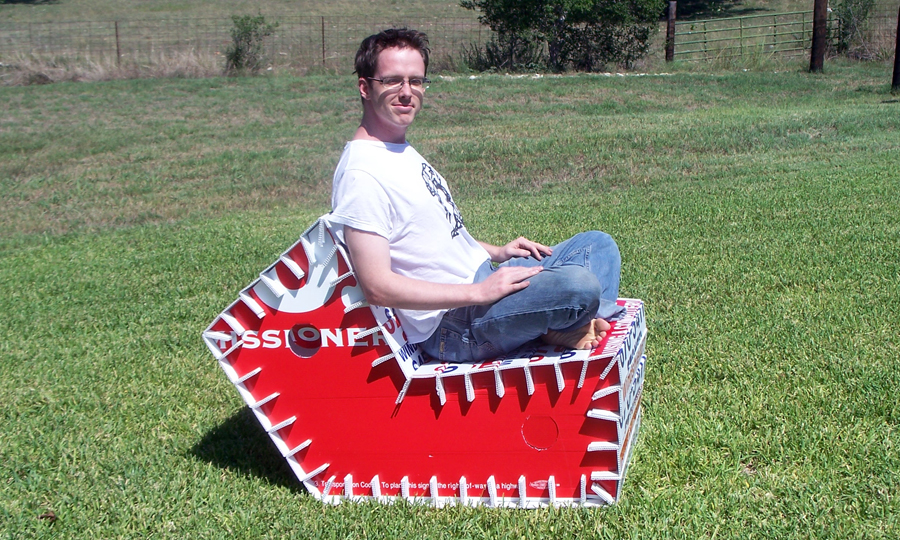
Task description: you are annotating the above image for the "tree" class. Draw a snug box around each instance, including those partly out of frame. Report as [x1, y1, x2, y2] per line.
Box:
[461, 0, 665, 71]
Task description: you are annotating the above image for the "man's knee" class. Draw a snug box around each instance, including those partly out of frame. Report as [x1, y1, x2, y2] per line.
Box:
[574, 230, 621, 272]
[539, 266, 602, 312]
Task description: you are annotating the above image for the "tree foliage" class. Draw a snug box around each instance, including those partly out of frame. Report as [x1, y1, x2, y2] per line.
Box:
[460, 0, 665, 71]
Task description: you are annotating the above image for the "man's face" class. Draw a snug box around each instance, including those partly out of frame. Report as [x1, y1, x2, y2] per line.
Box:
[359, 46, 427, 143]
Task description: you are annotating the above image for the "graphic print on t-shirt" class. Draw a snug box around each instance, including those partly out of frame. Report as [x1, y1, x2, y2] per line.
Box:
[421, 163, 464, 238]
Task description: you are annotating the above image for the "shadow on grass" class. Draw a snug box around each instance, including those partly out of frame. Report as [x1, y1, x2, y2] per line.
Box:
[189, 407, 304, 494]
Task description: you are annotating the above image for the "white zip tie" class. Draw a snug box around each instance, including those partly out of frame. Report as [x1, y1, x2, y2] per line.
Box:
[344, 474, 353, 498]
[577, 359, 590, 389]
[464, 372, 475, 403]
[317, 219, 326, 247]
[401, 476, 410, 500]
[322, 475, 336, 497]
[395, 378, 412, 404]
[219, 312, 246, 334]
[299, 463, 329, 482]
[592, 385, 621, 400]
[343, 299, 368, 314]
[354, 326, 381, 339]
[435, 376, 446, 406]
[600, 357, 618, 379]
[329, 271, 354, 288]
[204, 330, 232, 342]
[487, 476, 498, 507]
[548, 475, 557, 506]
[299, 236, 316, 270]
[235, 367, 262, 385]
[284, 439, 312, 458]
[279, 254, 306, 280]
[579, 474, 587, 505]
[319, 244, 339, 268]
[591, 483, 615, 505]
[249, 392, 279, 410]
[554, 362, 565, 393]
[213, 338, 243, 362]
[259, 273, 287, 298]
[459, 476, 468, 506]
[524, 365, 535, 396]
[266, 416, 296, 433]
[430, 476, 439, 507]
[518, 475, 527, 508]
[587, 409, 620, 422]
[371, 475, 381, 499]
[591, 471, 620, 481]
[238, 292, 266, 318]
[371, 351, 396, 368]
[493, 368, 505, 398]
[587, 441, 618, 452]
[203, 336, 225, 360]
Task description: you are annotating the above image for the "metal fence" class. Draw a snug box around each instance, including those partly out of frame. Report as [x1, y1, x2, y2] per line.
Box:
[0, 16, 487, 71]
[674, 10, 821, 61]
[673, 6, 899, 62]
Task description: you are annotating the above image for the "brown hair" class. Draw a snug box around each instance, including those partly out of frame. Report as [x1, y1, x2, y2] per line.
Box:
[354, 28, 430, 78]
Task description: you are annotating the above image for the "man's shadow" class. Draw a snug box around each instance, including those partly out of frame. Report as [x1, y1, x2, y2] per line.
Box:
[188, 408, 304, 493]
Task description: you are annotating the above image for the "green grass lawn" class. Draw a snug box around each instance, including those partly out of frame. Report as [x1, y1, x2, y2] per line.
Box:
[1, 60, 899, 538]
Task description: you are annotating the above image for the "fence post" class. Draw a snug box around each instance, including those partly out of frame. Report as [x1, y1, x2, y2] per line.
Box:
[321, 17, 326, 68]
[892, 6, 900, 92]
[115, 21, 121, 68]
[666, 1, 677, 62]
[810, 0, 827, 72]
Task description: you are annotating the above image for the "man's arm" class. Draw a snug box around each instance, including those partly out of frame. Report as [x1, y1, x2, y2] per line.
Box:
[345, 227, 542, 310]
[478, 237, 553, 264]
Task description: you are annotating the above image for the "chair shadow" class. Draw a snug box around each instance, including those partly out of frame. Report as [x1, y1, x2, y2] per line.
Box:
[188, 407, 305, 493]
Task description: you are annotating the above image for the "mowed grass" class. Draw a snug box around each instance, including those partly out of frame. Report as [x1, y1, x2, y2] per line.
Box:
[1, 60, 899, 538]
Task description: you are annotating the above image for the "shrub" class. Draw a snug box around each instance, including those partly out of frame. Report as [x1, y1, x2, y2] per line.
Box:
[224, 14, 279, 75]
[461, 33, 547, 72]
[833, 0, 876, 55]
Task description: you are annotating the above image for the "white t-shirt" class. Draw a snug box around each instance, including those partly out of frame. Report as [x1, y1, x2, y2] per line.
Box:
[327, 140, 490, 343]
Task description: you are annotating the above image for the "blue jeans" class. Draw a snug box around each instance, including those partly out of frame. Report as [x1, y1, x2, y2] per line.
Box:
[419, 231, 625, 363]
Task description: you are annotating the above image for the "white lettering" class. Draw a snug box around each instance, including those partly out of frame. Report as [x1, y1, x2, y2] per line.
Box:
[321, 328, 343, 347]
[347, 327, 364, 347]
[243, 330, 260, 348]
[262, 329, 281, 348]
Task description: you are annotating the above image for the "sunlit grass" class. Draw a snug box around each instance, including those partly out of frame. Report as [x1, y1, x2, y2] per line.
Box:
[1, 62, 898, 538]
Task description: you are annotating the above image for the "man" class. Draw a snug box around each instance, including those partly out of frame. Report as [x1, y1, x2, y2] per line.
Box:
[327, 28, 624, 363]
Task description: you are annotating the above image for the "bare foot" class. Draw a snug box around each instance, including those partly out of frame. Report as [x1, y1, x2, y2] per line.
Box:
[542, 318, 611, 350]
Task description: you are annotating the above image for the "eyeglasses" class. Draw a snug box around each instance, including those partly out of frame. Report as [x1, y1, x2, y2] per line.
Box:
[367, 76, 430, 90]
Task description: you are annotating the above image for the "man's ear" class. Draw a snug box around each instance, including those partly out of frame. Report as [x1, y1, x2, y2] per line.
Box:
[358, 77, 371, 100]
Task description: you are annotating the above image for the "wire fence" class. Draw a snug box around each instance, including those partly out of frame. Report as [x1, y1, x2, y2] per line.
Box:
[0, 8, 896, 71]
[0, 16, 487, 71]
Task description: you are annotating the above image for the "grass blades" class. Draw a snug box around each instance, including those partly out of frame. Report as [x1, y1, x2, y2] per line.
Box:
[1, 62, 898, 538]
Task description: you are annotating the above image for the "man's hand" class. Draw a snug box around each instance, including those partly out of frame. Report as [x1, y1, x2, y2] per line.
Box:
[481, 237, 552, 264]
[474, 265, 542, 304]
